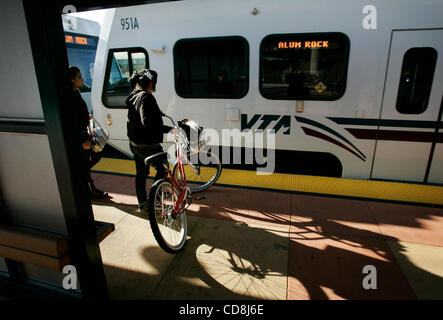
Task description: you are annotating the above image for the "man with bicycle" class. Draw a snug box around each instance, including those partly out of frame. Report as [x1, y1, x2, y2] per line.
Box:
[126, 69, 171, 212]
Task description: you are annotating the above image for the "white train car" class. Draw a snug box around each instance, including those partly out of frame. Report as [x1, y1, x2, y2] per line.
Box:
[90, 0, 443, 184]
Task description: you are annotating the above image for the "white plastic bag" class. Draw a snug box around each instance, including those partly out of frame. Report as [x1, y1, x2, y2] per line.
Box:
[87, 117, 110, 153]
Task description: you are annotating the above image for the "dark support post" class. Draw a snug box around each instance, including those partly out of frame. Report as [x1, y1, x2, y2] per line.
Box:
[22, 0, 108, 299]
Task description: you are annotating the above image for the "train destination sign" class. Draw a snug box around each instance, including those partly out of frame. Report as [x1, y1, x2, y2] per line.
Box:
[65, 35, 88, 45]
[277, 40, 329, 49]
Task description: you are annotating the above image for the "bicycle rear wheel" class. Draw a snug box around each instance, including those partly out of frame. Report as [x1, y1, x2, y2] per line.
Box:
[172, 149, 222, 193]
[148, 179, 187, 253]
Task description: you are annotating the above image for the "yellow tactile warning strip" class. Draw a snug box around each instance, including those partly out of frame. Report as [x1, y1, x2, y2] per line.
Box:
[92, 157, 443, 206]
[93, 158, 136, 176]
[388, 241, 443, 300]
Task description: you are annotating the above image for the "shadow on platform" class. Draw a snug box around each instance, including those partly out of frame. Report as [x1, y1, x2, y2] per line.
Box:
[91, 172, 443, 300]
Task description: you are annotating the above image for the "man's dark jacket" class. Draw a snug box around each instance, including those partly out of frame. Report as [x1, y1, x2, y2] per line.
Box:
[71, 89, 90, 145]
[126, 89, 170, 145]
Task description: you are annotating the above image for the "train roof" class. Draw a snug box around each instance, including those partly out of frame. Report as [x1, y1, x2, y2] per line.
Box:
[62, 15, 100, 37]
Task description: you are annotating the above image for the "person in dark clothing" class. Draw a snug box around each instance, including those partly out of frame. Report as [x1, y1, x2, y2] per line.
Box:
[126, 69, 171, 211]
[68, 66, 108, 198]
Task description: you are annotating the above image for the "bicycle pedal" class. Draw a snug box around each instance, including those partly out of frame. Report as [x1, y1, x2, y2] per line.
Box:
[194, 196, 206, 201]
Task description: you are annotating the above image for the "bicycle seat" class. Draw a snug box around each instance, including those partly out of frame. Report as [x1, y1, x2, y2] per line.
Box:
[144, 152, 168, 166]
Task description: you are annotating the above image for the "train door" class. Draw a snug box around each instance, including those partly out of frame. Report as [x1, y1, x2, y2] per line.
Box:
[371, 29, 443, 183]
[99, 47, 149, 153]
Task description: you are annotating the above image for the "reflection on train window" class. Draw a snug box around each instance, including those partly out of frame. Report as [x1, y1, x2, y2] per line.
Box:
[396, 47, 437, 114]
[260, 33, 350, 100]
[131, 52, 147, 73]
[103, 48, 149, 108]
[174, 37, 249, 98]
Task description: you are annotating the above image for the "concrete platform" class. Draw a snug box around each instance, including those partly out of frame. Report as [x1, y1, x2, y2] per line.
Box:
[91, 172, 443, 300]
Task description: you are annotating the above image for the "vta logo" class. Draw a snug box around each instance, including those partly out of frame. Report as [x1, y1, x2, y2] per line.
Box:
[241, 114, 291, 135]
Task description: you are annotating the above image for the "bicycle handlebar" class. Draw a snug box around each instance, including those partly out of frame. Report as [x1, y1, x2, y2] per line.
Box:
[162, 114, 189, 148]
[162, 114, 177, 128]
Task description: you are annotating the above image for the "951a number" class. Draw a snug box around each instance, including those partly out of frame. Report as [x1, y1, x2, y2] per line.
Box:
[121, 17, 139, 30]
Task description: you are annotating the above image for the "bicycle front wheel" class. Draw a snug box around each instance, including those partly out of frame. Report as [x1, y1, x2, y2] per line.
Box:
[148, 179, 187, 253]
[172, 149, 222, 193]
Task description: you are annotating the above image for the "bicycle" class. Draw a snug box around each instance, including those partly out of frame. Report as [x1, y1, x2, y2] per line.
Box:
[171, 119, 222, 193]
[144, 115, 222, 253]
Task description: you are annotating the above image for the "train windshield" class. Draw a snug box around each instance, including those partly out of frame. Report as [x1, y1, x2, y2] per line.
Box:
[65, 33, 99, 92]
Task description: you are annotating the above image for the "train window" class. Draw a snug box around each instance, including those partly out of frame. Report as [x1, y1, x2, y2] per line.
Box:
[131, 52, 147, 73]
[396, 47, 437, 114]
[173, 36, 249, 98]
[102, 48, 149, 108]
[260, 33, 350, 100]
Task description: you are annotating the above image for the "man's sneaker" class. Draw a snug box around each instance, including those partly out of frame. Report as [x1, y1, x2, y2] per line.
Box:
[137, 201, 149, 213]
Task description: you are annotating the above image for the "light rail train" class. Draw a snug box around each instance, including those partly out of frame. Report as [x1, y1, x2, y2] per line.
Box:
[89, 0, 443, 184]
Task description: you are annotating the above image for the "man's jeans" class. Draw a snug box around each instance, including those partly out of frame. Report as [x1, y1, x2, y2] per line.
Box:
[130, 143, 167, 205]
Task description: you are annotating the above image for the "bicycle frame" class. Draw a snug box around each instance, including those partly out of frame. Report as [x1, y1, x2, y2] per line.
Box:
[163, 115, 191, 218]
